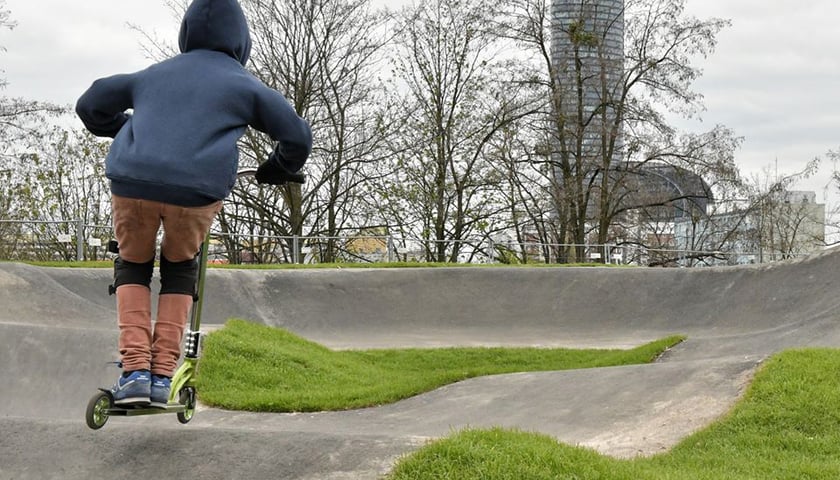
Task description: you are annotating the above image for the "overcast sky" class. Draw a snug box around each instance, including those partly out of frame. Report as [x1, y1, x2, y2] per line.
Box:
[1, 0, 838, 205]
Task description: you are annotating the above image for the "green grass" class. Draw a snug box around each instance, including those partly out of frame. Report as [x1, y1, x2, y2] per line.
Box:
[197, 319, 684, 412]
[386, 349, 840, 479]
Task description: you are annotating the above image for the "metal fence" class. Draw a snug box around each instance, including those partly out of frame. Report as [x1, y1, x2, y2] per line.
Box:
[0, 220, 114, 262]
[0, 219, 811, 266]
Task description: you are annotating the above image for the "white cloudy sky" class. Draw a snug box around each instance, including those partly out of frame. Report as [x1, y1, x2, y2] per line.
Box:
[1, 0, 838, 204]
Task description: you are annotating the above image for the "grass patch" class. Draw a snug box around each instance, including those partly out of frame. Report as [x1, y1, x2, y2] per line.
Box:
[197, 319, 683, 412]
[386, 349, 840, 479]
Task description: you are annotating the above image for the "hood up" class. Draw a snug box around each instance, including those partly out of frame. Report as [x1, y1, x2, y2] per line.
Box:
[178, 0, 252, 66]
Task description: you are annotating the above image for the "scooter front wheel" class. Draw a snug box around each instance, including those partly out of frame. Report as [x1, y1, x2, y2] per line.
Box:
[86, 391, 112, 430]
[177, 386, 196, 424]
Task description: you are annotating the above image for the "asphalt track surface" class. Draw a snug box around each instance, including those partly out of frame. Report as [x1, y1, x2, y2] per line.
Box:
[3, 249, 840, 479]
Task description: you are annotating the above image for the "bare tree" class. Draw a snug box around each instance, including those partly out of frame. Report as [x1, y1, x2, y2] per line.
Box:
[643, 159, 823, 267]
[235, 0, 393, 263]
[1, 128, 111, 261]
[740, 161, 824, 262]
[385, 0, 539, 262]
[499, 0, 741, 263]
[1, 2, 74, 259]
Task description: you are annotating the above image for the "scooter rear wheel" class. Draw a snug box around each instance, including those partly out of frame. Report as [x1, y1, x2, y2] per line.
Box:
[177, 386, 196, 424]
[86, 391, 112, 430]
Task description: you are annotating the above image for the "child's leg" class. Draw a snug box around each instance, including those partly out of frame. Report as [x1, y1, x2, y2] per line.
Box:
[116, 283, 153, 371]
[151, 291, 193, 377]
[151, 255, 197, 377]
[152, 201, 222, 377]
[111, 195, 161, 372]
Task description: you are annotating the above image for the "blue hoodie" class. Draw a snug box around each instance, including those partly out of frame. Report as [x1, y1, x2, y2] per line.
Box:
[76, 0, 312, 206]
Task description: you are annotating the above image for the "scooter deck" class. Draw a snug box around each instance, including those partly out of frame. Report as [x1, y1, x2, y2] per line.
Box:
[106, 403, 187, 417]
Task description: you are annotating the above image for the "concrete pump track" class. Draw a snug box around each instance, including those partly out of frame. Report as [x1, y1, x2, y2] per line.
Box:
[3, 250, 840, 479]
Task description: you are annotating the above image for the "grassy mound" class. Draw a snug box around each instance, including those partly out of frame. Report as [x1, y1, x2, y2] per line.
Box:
[386, 349, 840, 479]
[197, 319, 683, 412]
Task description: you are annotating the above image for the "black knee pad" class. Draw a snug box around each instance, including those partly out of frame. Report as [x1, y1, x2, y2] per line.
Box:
[159, 255, 199, 297]
[110, 257, 154, 295]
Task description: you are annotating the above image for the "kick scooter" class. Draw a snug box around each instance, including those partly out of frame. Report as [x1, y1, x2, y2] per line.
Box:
[85, 167, 302, 429]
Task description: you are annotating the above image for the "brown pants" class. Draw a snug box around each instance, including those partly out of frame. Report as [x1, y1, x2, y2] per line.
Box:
[111, 195, 221, 376]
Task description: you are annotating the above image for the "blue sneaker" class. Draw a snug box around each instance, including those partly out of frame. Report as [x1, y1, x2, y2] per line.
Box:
[111, 370, 151, 406]
[150, 375, 171, 408]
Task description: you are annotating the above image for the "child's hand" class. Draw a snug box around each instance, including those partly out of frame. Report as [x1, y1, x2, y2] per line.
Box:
[255, 160, 306, 185]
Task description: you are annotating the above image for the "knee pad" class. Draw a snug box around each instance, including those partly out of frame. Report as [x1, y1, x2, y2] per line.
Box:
[159, 255, 199, 297]
[110, 257, 154, 295]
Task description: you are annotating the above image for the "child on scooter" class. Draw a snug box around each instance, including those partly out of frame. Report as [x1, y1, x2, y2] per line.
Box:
[76, 0, 311, 407]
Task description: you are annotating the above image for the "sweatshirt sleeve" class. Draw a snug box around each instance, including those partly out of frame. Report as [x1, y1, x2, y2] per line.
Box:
[250, 85, 312, 173]
[75, 74, 135, 138]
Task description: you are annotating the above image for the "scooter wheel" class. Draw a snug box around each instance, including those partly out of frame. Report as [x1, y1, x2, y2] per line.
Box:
[86, 391, 112, 430]
[177, 386, 196, 424]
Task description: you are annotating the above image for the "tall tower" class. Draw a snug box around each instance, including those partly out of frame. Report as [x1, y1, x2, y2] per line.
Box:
[551, 0, 625, 164]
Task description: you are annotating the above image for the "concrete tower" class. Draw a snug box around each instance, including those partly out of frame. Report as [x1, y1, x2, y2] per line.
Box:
[551, 0, 625, 163]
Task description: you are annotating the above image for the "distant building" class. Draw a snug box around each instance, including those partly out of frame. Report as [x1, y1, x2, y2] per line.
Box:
[610, 163, 712, 221]
[589, 163, 713, 266]
[675, 190, 826, 265]
[551, 0, 625, 165]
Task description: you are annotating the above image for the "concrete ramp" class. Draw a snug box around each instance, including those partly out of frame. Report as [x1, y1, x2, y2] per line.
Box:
[2, 249, 840, 478]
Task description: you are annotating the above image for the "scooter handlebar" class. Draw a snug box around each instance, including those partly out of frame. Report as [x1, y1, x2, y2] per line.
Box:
[237, 168, 258, 178]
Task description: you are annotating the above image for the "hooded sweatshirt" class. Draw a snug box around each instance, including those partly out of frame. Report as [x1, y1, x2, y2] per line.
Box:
[75, 0, 312, 206]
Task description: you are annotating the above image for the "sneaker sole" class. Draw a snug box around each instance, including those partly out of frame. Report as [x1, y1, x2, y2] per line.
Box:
[114, 397, 151, 407]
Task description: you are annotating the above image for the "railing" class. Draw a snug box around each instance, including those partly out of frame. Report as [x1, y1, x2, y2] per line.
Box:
[0, 219, 814, 266]
[0, 219, 113, 262]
